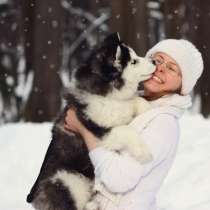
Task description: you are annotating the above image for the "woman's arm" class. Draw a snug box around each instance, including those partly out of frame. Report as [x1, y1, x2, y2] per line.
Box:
[64, 109, 100, 151]
[64, 109, 179, 193]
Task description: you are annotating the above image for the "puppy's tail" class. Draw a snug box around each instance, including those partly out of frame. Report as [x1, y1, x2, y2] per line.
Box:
[26, 182, 37, 203]
[26, 193, 33, 203]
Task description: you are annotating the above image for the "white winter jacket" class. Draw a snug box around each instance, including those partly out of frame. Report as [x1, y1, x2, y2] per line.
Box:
[88, 94, 192, 210]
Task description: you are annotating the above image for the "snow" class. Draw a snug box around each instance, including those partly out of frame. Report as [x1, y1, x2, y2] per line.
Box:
[0, 113, 210, 210]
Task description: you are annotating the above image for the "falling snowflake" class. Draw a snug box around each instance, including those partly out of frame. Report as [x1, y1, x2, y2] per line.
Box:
[48, 7, 53, 13]
[52, 20, 58, 28]
[34, 87, 39, 93]
[6, 76, 14, 86]
[116, 14, 121, 19]
[194, 25, 198, 30]
[38, 109, 44, 115]
[132, 8, 137, 15]
[26, 42, 31, 47]
[11, 23, 18, 31]
[47, 40, 52, 45]
[196, 13, 200, 18]
[42, 55, 47, 60]
[50, 64, 55, 69]
[174, 10, 178, 14]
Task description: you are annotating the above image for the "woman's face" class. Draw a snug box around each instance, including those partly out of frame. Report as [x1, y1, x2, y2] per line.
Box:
[144, 52, 182, 100]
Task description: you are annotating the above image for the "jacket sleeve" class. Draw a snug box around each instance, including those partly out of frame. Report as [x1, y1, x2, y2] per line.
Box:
[88, 114, 179, 193]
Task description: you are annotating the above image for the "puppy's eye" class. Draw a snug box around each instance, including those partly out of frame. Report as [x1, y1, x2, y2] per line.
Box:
[131, 59, 138, 65]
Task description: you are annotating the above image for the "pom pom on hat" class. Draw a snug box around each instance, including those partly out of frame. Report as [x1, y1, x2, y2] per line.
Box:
[145, 39, 204, 95]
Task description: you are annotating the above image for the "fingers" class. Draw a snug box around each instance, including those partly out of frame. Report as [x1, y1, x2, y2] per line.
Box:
[65, 108, 75, 123]
[64, 107, 79, 132]
[64, 109, 73, 130]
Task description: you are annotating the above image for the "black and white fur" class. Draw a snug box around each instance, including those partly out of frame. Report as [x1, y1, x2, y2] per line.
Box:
[26, 33, 155, 210]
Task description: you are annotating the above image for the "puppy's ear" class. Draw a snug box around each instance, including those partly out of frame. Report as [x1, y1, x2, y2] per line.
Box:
[104, 32, 121, 45]
[115, 46, 121, 61]
[101, 33, 121, 58]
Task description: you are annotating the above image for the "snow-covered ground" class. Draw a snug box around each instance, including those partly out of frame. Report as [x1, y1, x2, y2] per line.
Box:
[0, 113, 209, 210]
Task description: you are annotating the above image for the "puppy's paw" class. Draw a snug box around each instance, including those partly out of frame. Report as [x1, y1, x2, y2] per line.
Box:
[84, 201, 99, 210]
[100, 126, 127, 152]
[134, 97, 151, 115]
[128, 143, 153, 163]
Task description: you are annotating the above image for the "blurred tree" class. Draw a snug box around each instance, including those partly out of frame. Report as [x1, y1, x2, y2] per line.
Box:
[163, 0, 185, 39]
[151, 0, 210, 117]
[185, 0, 210, 117]
[109, 0, 149, 56]
[147, 0, 165, 45]
[22, 0, 63, 122]
[1, 0, 210, 123]
[0, 1, 22, 123]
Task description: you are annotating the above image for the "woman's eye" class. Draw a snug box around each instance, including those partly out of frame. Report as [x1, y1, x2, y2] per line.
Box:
[152, 58, 161, 65]
[131, 59, 138, 65]
[169, 67, 176, 72]
[156, 59, 162, 65]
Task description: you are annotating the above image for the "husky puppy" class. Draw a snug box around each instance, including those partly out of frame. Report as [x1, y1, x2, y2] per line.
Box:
[26, 33, 155, 210]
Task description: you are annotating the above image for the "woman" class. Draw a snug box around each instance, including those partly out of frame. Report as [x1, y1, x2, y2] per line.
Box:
[64, 39, 203, 210]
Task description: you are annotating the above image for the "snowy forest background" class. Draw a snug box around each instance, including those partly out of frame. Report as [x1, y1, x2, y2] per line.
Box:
[1, 0, 210, 124]
[1, 1, 210, 210]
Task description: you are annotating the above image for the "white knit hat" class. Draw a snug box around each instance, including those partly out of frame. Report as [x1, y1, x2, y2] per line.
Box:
[145, 39, 204, 95]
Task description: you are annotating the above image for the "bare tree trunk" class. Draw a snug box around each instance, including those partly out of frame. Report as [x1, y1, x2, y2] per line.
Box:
[21, 0, 35, 76]
[23, 0, 63, 122]
[163, 0, 185, 38]
[109, 0, 149, 56]
[185, 0, 210, 117]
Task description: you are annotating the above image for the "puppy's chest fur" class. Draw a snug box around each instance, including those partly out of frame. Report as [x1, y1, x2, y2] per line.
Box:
[66, 90, 140, 130]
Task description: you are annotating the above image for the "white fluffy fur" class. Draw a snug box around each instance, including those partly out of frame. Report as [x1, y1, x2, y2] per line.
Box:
[70, 47, 156, 163]
[83, 48, 155, 162]
[57, 43, 156, 210]
[51, 171, 93, 210]
[83, 95, 151, 128]
[84, 95, 137, 127]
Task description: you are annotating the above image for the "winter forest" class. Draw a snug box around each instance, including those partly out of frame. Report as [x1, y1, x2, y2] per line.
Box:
[1, 0, 210, 123]
[0, 0, 210, 210]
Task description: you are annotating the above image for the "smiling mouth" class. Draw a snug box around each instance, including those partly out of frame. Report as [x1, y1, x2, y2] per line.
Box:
[151, 75, 164, 84]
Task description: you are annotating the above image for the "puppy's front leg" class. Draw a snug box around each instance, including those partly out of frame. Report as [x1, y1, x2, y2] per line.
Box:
[134, 97, 151, 115]
[100, 126, 153, 163]
[84, 192, 100, 210]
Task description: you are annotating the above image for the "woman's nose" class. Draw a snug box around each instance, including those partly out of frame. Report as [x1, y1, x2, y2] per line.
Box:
[156, 64, 165, 73]
[155, 65, 163, 73]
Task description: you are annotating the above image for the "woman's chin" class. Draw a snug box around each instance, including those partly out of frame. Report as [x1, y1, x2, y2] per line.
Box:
[144, 80, 162, 92]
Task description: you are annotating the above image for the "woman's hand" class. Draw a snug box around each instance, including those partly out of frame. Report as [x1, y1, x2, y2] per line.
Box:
[64, 108, 100, 151]
[64, 108, 85, 134]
